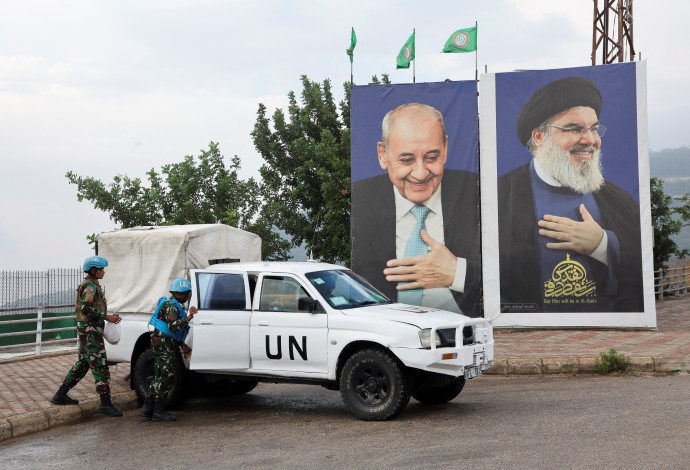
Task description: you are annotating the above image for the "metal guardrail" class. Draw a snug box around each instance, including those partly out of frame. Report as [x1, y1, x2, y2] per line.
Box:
[0, 304, 77, 354]
[655, 266, 689, 299]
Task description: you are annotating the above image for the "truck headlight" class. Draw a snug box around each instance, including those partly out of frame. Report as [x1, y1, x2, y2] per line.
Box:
[419, 329, 441, 349]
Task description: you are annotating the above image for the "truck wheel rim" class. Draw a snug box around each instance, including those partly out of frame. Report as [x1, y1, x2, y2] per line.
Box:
[353, 364, 390, 406]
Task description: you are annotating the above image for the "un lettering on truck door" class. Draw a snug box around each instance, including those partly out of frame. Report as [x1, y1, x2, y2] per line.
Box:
[265, 335, 308, 360]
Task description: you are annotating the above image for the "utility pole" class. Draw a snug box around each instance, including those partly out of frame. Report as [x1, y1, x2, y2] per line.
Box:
[592, 0, 635, 65]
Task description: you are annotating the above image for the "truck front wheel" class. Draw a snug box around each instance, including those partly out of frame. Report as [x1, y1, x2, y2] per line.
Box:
[132, 348, 186, 406]
[339, 349, 410, 421]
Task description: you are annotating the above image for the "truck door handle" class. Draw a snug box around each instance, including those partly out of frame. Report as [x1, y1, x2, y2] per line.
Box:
[200, 320, 214, 325]
[258, 321, 269, 326]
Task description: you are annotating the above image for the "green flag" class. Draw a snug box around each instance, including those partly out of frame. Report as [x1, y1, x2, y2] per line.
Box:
[346, 27, 357, 63]
[396, 29, 415, 69]
[442, 24, 477, 53]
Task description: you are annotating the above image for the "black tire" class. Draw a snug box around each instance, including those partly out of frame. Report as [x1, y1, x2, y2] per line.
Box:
[339, 348, 410, 421]
[412, 376, 465, 404]
[132, 348, 187, 406]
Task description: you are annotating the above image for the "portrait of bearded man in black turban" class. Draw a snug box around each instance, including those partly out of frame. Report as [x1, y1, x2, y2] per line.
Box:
[498, 76, 643, 314]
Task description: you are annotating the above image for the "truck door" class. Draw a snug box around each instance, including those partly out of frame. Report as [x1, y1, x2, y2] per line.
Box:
[188, 270, 251, 371]
[250, 274, 328, 374]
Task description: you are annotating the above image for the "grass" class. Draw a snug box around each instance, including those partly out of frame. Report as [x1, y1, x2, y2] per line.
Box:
[595, 348, 631, 375]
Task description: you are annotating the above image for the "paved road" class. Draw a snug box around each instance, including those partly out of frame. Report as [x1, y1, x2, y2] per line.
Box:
[1, 374, 688, 469]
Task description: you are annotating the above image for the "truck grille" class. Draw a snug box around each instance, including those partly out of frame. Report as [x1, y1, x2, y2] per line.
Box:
[436, 326, 475, 347]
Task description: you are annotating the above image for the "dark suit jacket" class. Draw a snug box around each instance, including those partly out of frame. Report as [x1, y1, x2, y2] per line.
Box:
[351, 170, 483, 317]
[497, 162, 644, 313]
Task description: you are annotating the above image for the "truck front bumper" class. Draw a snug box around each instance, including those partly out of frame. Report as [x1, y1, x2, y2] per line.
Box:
[392, 342, 494, 377]
[391, 318, 495, 377]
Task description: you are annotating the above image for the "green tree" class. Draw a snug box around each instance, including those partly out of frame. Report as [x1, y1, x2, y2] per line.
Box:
[252, 76, 352, 264]
[369, 74, 391, 85]
[66, 142, 290, 260]
[650, 177, 690, 269]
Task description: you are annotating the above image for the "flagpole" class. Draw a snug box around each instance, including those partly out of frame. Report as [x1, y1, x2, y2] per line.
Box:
[347, 27, 356, 86]
[474, 21, 478, 81]
[413, 59, 416, 84]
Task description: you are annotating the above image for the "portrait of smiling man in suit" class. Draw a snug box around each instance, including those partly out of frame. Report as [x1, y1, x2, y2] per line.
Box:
[351, 83, 482, 317]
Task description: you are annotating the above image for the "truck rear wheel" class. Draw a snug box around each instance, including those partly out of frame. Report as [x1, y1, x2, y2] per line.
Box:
[132, 348, 187, 406]
[339, 349, 410, 421]
[412, 376, 465, 404]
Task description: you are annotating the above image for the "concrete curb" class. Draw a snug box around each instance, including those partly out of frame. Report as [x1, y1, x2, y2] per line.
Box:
[484, 356, 689, 375]
[1, 391, 139, 444]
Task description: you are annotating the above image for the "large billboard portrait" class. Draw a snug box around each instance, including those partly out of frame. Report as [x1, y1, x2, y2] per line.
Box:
[480, 62, 656, 328]
[351, 81, 482, 317]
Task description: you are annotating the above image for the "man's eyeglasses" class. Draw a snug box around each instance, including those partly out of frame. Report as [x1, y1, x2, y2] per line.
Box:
[547, 124, 607, 138]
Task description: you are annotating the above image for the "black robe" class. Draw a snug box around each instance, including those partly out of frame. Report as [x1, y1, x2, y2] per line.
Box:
[497, 162, 644, 313]
[351, 170, 483, 317]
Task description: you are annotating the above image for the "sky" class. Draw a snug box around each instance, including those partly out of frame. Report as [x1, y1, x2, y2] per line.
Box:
[1, 0, 689, 270]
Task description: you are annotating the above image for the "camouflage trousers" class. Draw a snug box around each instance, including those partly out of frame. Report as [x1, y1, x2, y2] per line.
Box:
[149, 334, 177, 400]
[63, 324, 111, 396]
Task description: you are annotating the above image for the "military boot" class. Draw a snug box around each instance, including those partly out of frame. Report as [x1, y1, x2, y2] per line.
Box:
[151, 400, 176, 422]
[50, 384, 79, 405]
[139, 395, 155, 419]
[97, 394, 123, 417]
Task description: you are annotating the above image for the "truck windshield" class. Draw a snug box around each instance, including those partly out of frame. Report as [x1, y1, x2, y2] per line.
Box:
[305, 270, 390, 310]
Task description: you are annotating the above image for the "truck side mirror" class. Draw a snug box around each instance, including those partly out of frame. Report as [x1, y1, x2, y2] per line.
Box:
[298, 296, 315, 312]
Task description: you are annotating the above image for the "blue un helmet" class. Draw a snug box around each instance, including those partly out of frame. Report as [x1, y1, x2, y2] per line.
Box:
[170, 278, 192, 293]
[83, 256, 108, 273]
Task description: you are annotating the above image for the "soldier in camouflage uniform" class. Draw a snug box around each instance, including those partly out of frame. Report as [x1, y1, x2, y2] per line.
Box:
[140, 278, 196, 422]
[50, 256, 123, 417]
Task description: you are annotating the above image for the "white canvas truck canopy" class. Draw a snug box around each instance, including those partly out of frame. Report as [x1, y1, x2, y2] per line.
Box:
[97, 224, 261, 314]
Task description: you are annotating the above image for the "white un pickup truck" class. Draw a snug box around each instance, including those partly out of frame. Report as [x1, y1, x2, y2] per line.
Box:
[106, 259, 494, 421]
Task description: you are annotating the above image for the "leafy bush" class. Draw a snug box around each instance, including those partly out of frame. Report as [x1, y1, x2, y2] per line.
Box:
[595, 348, 631, 375]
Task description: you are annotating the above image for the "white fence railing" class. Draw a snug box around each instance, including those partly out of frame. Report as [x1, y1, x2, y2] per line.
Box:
[0, 304, 77, 355]
[655, 265, 690, 299]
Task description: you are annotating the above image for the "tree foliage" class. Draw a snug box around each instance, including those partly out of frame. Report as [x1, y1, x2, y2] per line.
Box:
[650, 177, 690, 269]
[369, 74, 391, 85]
[252, 76, 352, 265]
[66, 142, 291, 260]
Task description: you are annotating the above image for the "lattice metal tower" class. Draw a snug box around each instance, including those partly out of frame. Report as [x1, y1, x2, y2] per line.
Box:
[592, 0, 635, 65]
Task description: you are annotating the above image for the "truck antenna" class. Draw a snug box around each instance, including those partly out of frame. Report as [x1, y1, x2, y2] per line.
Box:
[308, 215, 320, 262]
